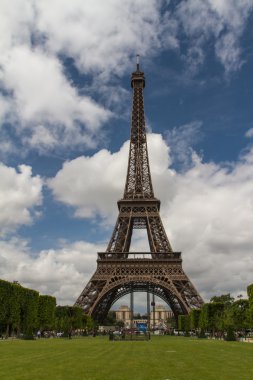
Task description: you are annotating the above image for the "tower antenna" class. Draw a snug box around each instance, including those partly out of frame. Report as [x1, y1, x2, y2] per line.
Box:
[136, 54, 140, 71]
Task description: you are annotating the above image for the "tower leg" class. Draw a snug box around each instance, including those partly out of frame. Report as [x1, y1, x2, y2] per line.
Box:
[152, 292, 155, 331]
[147, 287, 150, 331]
[130, 286, 134, 336]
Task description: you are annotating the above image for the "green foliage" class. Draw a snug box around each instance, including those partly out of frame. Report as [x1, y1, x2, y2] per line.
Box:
[210, 293, 234, 305]
[167, 315, 176, 329]
[178, 315, 184, 331]
[115, 320, 125, 328]
[225, 326, 236, 341]
[0, 278, 55, 337]
[199, 288, 253, 334]
[55, 306, 71, 333]
[246, 288, 253, 328]
[178, 315, 190, 333]
[246, 302, 253, 328]
[9, 283, 22, 332]
[0, 279, 96, 337]
[0, 280, 31, 335]
[247, 284, 253, 302]
[190, 309, 201, 330]
[199, 304, 208, 330]
[55, 306, 93, 333]
[38, 295, 56, 331]
[198, 328, 206, 339]
[103, 310, 116, 326]
[20, 287, 39, 336]
[71, 307, 85, 329]
[0, 279, 12, 334]
[229, 299, 249, 330]
[199, 302, 224, 332]
[82, 314, 95, 330]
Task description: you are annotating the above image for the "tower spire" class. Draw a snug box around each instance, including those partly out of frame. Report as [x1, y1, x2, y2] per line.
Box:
[107, 61, 172, 253]
[126, 57, 151, 199]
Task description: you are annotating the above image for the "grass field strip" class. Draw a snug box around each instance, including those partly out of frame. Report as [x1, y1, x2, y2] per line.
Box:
[0, 336, 252, 380]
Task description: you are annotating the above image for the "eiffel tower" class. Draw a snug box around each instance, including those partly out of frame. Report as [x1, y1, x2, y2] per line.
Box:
[75, 57, 204, 322]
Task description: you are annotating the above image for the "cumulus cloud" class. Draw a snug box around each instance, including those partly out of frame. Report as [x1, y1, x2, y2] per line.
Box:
[0, 237, 102, 305]
[48, 141, 127, 220]
[1, 45, 111, 151]
[176, 0, 253, 75]
[0, 1, 251, 155]
[48, 133, 253, 302]
[162, 147, 253, 300]
[36, 0, 171, 79]
[0, 0, 175, 154]
[0, 163, 43, 235]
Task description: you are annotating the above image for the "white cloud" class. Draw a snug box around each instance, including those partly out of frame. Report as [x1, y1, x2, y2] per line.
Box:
[176, 0, 253, 74]
[163, 148, 253, 300]
[165, 121, 203, 167]
[0, 237, 101, 305]
[245, 128, 253, 138]
[35, 0, 171, 79]
[0, 163, 43, 235]
[2, 45, 111, 150]
[48, 141, 128, 220]
[0, 0, 252, 155]
[0, 0, 175, 153]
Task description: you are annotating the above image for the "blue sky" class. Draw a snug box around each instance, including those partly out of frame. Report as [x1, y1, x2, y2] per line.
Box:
[0, 0, 253, 307]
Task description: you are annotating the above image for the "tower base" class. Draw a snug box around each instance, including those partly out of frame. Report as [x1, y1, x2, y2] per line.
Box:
[75, 252, 203, 323]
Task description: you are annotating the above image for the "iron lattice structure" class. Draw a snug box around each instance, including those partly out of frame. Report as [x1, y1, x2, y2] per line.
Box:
[75, 62, 204, 322]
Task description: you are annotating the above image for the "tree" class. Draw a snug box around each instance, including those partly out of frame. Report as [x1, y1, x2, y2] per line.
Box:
[115, 320, 125, 328]
[55, 306, 91, 335]
[82, 314, 95, 331]
[247, 284, 253, 329]
[247, 284, 253, 301]
[0, 280, 39, 337]
[1, 278, 95, 338]
[230, 299, 249, 331]
[178, 315, 190, 335]
[0, 279, 12, 335]
[71, 307, 85, 330]
[55, 306, 72, 334]
[103, 310, 116, 326]
[199, 302, 224, 335]
[38, 295, 56, 331]
[20, 286, 39, 337]
[167, 315, 176, 329]
[190, 309, 201, 330]
[9, 282, 22, 335]
[210, 294, 234, 306]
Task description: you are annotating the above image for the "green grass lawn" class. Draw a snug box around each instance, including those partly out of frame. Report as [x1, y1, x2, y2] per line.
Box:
[0, 336, 252, 380]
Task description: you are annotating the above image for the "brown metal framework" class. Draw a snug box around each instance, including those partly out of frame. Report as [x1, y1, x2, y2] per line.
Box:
[75, 61, 204, 322]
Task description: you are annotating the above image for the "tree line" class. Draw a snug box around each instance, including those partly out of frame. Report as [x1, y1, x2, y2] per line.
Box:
[178, 284, 253, 340]
[0, 279, 94, 338]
